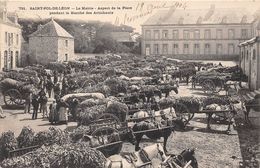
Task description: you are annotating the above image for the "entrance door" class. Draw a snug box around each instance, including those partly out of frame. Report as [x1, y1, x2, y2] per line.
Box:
[10, 51, 13, 69]
[145, 44, 150, 56]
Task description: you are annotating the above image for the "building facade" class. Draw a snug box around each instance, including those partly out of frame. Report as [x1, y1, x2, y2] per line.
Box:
[239, 19, 260, 90]
[141, 5, 256, 60]
[0, 1, 22, 71]
[29, 19, 74, 65]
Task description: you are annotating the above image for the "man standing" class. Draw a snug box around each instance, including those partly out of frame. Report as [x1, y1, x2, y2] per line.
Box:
[32, 94, 39, 120]
[39, 93, 48, 118]
[46, 76, 54, 98]
[24, 92, 32, 114]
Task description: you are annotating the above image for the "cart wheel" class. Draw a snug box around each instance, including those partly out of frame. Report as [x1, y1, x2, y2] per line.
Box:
[91, 126, 122, 157]
[202, 79, 216, 94]
[173, 102, 192, 126]
[4, 89, 24, 106]
[97, 113, 120, 124]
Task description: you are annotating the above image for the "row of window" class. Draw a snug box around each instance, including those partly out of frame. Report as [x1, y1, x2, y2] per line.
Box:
[145, 29, 248, 40]
[145, 43, 235, 55]
[5, 32, 19, 46]
[2, 50, 19, 69]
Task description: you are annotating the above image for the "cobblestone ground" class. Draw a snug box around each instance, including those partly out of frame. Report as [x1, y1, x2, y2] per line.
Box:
[0, 83, 259, 168]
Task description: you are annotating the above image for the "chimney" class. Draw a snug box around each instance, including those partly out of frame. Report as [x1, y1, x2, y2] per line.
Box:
[0, 1, 7, 21]
[161, 6, 176, 22]
[37, 24, 42, 30]
[204, 4, 215, 21]
[0, 8, 7, 21]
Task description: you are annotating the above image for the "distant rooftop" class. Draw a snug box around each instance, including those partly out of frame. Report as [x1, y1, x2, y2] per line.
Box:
[29, 19, 74, 38]
[111, 32, 135, 42]
[143, 6, 259, 26]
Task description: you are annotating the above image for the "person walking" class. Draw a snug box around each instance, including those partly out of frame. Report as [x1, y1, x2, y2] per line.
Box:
[53, 82, 61, 97]
[61, 77, 69, 96]
[49, 100, 58, 124]
[32, 94, 39, 120]
[39, 93, 48, 118]
[46, 76, 54, 98]
[191, 76, 196, 89]
[0, 105, 6, 119]
[70, 98, 79, 121]
[24, 92, 32, 114]
[39, 74, 44, 89]
[53, 71, 58, 84]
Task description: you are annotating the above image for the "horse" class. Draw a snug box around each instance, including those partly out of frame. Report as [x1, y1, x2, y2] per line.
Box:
[132, 107, 176, 123]
[106, 143, 167, 168]
[132, 119, 185, 152]
[141, 89, 162, 102]
[159, 85, 178, 97]
[165, 148, 198, 168]
[243, 94, 260, 124]
[123, 93, 142, 104]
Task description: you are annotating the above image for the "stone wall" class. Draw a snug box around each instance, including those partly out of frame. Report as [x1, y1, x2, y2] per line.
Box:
[29, 36, 58, 65]
[57, 37, 74, 62]
[0, 23, 21, 71]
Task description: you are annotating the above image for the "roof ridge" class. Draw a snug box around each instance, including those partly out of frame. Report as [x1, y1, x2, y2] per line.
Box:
[29, 19, 73, 38]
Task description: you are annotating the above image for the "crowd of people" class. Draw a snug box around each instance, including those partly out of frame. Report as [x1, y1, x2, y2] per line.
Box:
[24, 70, 77, 125]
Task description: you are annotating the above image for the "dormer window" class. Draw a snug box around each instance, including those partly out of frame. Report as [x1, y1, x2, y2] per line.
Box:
[197, 16, 203, 24]
[241, 15, 247, 23]
[178, 17, 184, 24]
[221, 16, 227, 23]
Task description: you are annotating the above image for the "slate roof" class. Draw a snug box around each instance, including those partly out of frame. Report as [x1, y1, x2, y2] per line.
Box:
[110, 32, 135, 42]
[29, 19, 73, 38]
[143, 7, 257, 26]
[0, 17, 18, 26]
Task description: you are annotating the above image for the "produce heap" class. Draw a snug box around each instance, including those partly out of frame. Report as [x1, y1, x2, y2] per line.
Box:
[78, 104, 107, 126]
[0, 143, 106, 168]
[0, 131, 18, 160]
[158, 96, 231, 112]
[158, 97, 204, 110]
[17, 126, 35, 148]
[0, 127, 69, 161]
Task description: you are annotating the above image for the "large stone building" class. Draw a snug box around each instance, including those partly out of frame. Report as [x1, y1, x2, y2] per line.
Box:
[141, 5, 257, 60]
[239, 18, 260, 90]
[29, 19, 74, 65]
[0, 1, 22, 71]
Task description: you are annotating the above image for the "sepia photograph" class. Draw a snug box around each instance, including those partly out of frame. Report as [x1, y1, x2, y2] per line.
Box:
[0, 0, 259, 167]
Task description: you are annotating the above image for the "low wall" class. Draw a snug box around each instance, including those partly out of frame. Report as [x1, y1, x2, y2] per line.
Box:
[147, 54, 239, 61]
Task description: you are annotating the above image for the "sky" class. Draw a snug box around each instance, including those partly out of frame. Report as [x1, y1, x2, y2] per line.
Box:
[3, 0, 260, 32]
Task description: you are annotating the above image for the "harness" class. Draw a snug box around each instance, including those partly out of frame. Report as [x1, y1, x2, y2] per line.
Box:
[119, 149, 152, 168]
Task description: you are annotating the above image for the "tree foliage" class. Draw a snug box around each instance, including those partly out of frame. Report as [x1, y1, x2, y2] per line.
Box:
[18, 18, 139, 54]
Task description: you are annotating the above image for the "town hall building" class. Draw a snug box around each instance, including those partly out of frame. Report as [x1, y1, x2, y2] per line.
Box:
[141, 5, 257, 60]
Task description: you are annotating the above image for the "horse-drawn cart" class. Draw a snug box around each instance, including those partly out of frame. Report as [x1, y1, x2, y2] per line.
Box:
[179, 97, 236, 133]
[0, 78, 36, 106]
[82, 112, 134, 157]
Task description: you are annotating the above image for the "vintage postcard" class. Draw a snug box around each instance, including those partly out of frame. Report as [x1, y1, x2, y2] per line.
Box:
[0, 0, 259, 167]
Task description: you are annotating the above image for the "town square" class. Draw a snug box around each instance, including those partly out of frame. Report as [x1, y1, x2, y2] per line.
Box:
[0, 0, 259, 167]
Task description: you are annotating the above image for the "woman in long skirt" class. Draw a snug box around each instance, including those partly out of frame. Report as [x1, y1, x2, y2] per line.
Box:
[58, 99, 69, 124]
